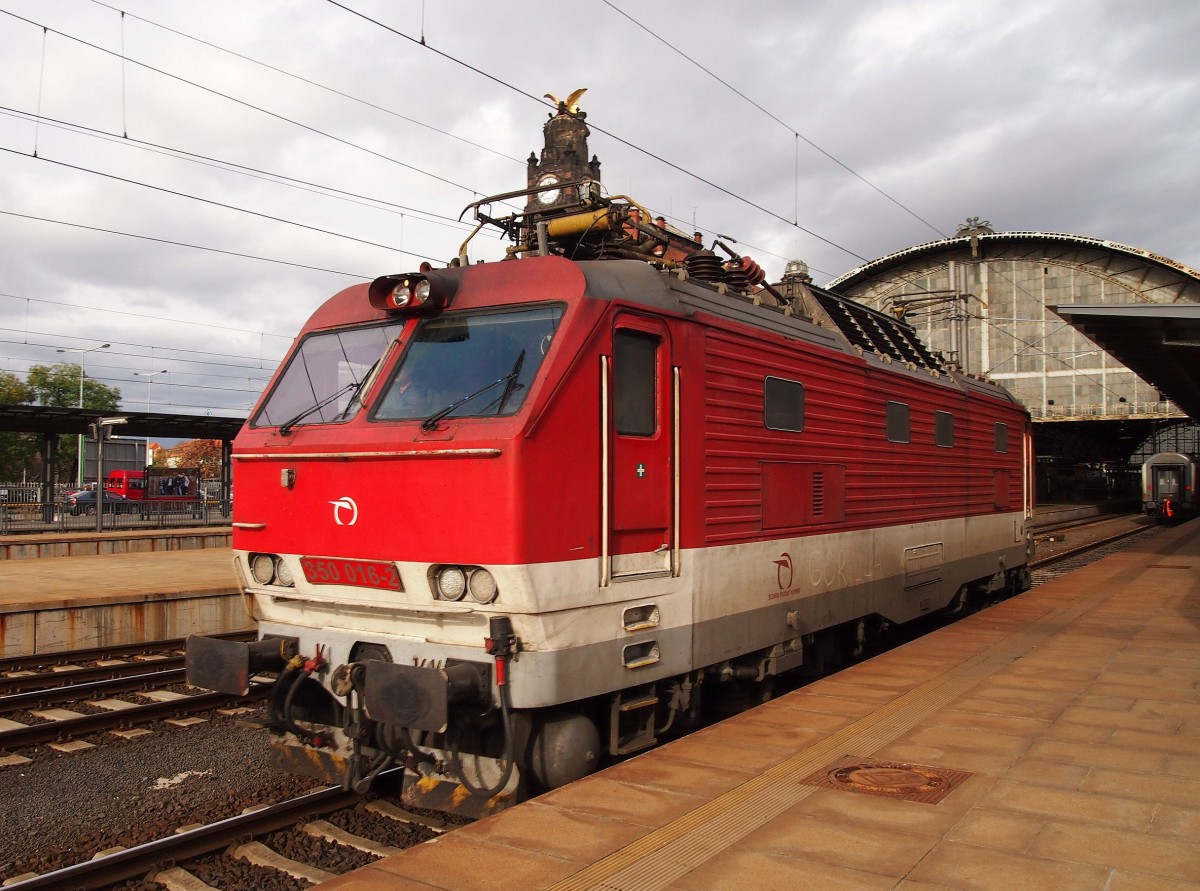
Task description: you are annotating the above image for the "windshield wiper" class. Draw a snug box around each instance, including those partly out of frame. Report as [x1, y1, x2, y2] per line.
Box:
[334, 358, 382, 422]
[278, 381, 358, 436]
[421, 350, 527, 431]
[497, 350, 526, 414]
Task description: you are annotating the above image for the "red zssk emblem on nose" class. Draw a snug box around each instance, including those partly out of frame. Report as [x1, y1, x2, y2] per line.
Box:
[774, 552, 793, 589]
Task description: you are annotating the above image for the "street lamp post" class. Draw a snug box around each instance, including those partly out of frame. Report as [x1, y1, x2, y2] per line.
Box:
[135, 370, 169, 412]
[56, 343, 110, 489]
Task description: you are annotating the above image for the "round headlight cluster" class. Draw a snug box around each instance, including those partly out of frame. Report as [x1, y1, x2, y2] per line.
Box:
[387, 276, 437, 310]
[436, 567, 467, 600]
[247, 553, 295, 588]
[433, 566, 498, 603]
[274, 559, 295, 587]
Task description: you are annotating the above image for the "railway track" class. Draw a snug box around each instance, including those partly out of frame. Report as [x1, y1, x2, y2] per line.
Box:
[0, 633, 255, 694]
[0, 682, 270, 752]
[4, 771, 453, 891]
[1028, 510, 1157, 578]
[0, 634, 268, 760]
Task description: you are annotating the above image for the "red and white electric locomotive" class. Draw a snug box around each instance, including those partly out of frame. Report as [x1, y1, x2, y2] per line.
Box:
[188, 97, 1033, 814]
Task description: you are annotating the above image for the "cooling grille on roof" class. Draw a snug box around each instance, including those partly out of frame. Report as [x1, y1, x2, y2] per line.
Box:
[814, 291, 945, 371]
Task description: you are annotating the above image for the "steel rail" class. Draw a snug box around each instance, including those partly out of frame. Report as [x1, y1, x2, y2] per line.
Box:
[0, 660, 187, 698]
[4, 771, 405, 891]
[0, 684, 269, 749]
[0, 668, 187, 713]
[0, 631, 254, 674]
[1030, 522, 1156, 569]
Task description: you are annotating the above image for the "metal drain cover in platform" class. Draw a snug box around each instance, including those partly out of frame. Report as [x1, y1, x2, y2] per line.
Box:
[800, 756, 972, 805]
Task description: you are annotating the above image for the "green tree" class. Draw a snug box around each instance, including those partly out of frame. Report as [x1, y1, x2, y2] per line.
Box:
[26, 363, 123, 483]
[0, 370, 36, 481]
[27, 363, 122, 410]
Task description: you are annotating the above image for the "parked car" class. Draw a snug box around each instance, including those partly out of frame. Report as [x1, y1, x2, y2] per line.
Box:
[61, 490, 141, 516]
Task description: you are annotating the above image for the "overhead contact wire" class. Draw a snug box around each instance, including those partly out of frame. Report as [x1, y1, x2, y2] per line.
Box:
[0, 146, 447, 265]
[88, 0, 526, 165]
[600, 0, 948, 239]
[322, 0, 870, 262]
[0, 9, 481, 197]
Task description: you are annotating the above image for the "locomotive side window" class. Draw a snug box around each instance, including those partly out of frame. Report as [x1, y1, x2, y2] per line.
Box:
[764, 376, 805, 432]
[935, 410, 955, 448]
[613, 331, 658, 436]
[253, 322, 405, 429]
[374, 305, 564, 422]
[886, 401, 910, 443]
[994, 422, 1009, 453]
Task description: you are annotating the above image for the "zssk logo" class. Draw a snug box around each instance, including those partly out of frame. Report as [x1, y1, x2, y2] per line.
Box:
[774, 552, 793, 589]
[329, 496, 359, 526]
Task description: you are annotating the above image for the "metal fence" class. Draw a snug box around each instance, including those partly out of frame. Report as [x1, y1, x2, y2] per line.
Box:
[0, 497, 231, 534]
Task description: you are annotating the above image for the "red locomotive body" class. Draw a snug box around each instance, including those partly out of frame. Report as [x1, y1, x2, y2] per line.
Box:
[188, 99, 1032, 814]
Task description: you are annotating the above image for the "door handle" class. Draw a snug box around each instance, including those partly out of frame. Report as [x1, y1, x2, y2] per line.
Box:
[654, 543, 669, 553]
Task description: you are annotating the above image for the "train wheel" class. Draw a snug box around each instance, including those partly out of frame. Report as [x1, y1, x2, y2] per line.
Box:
[802, 630, 837, 679]
[705, 678, 772, 720]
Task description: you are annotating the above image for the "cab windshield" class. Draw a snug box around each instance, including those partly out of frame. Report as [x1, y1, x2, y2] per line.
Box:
[252, 322, 405, 429]
[373, 305, 563, 423]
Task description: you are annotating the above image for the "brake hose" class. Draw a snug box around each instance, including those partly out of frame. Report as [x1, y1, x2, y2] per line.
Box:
[448, 617, 519, 797]
[447, 682, 515, 798]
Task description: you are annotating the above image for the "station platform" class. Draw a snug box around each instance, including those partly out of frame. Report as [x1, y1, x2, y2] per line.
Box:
[0, 535, 246, 658]
[316, 518, 1199, 891]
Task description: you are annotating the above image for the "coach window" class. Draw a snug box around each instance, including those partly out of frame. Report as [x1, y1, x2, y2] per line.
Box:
[935, 410, 955, 448]
[995, 422, 1009, 453]
[764, 376, 805, 432]
[886, 401, 910, 443]
[614, 330, 658, 435]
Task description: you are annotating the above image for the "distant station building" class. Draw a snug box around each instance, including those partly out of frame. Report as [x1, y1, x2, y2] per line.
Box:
[827, 221, 1200, 497]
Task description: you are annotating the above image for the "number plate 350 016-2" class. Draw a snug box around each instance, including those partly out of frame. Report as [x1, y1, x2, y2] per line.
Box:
[300, 557, 403, 591]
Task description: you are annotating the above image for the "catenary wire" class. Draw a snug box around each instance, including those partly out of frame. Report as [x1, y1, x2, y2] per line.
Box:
[0, 211, 373, 281]
[0, 9, 488, 198]
[323, 0, 871, 263]
[0, 288, 295, 342]
[88, 0, 527, 166]
[0, 106, 495, 235]
[599, 0, 948, 240]
[0, 146, 447, 266]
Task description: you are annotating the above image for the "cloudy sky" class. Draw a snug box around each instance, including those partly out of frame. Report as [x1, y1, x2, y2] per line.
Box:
[1, 0, 1197, 418]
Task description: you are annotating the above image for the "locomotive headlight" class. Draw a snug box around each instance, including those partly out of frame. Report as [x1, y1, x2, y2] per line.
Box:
[436, 566, 468, 600]
[274, 559, 295, 587]
[412, 279, 432, 306]
[388, 283, 412, 308]
[369, 271, 458, 315]
[468, 568, 498, 603]
[250, 553, 275, 585]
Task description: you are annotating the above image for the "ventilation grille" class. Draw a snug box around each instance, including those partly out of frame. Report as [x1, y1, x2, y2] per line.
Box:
[814, 291, 945, 371]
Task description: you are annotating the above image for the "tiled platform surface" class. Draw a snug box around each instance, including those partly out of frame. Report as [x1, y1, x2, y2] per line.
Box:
[317, 519, 1199, 891]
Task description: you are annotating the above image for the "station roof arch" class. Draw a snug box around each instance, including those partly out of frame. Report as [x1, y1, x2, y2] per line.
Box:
[826, 230, 1200, 437]
[828, 231, 1200, 304]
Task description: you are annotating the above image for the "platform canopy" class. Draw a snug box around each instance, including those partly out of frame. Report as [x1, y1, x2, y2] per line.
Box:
[0, 404, 245, 440]
[1049, 303, 1200, 422]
